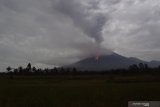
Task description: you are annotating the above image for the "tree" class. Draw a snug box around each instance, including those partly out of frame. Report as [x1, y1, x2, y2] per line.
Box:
[26, 63, 32, 72]
[14, 69, 18, 74]
[6, 66, 11, 72]
[18, 66, 23, 73]
[139, 63, 145, 70]
[53, 67, 58, 72]
[32, 67, 37, 73]
[6, 66, 13, 79]
[129, 64, 139, 71]
[60, 67, 65, 73]
[144, 64, 149, 70]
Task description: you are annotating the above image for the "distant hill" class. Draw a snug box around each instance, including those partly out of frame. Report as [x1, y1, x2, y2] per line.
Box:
[149, 60, 160, 67]
[64, 53, 160, 71]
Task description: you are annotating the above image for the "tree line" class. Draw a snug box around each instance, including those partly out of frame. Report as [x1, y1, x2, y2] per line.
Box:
[5, 63, 77, 75]
[1, 62, 160, 76]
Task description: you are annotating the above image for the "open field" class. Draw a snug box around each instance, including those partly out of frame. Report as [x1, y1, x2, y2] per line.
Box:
[0, 75, 160, 107]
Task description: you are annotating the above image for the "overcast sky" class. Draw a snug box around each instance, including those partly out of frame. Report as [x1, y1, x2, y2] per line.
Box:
[0, 0, 160, 71]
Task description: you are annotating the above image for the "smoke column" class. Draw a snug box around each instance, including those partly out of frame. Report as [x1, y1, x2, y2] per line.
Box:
[53, 0, 107, 44]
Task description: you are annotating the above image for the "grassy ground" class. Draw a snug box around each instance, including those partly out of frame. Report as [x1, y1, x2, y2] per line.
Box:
[0, 75, 160, 107]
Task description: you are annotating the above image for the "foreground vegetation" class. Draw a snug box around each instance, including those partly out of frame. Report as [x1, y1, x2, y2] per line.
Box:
[0, 63, 160, 107]
[0, 74, 160, 107]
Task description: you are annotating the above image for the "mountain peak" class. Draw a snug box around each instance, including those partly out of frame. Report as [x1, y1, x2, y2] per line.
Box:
[64, 53, 160, 71]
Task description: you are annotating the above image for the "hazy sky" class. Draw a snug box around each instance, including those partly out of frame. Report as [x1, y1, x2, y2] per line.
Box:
[0, 0, 160, 71]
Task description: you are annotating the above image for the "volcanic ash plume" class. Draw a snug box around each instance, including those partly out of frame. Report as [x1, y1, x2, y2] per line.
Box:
[53, 0, 107, 44]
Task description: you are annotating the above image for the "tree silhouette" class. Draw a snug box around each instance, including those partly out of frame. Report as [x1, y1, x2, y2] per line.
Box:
[139, 63, 145, 70]
[32, 67, 37, 72]
[129, 64, 139, 71]
[27, 63, 31, 68]
[13, 68, 18, 74]
[18, 66, 23, 73]
[3, 62, 160, 76]
[26, 63, 32, 72]
[144, 64, 149, 70]
[53, 67, 58, 72]
[6, 66, 11, 72]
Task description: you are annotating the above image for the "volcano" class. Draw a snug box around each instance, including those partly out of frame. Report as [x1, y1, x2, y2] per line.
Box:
[65, 53, 160, 71]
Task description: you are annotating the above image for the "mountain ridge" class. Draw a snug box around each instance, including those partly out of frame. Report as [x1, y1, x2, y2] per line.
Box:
[64, 53, 160, 71]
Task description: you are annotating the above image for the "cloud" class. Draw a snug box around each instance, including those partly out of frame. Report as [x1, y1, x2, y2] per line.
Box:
[102, 0, 160, 61]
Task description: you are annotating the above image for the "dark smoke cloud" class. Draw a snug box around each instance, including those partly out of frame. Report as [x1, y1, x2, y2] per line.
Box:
[53, 0, 107, 43]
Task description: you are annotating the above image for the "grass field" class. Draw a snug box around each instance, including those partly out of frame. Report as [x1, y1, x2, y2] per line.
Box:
[0, 75, 160, 107]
